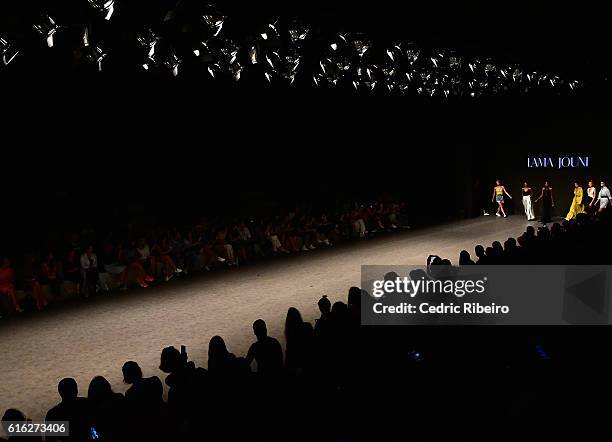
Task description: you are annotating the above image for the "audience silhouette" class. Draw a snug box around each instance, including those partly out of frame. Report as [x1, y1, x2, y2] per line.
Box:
[2, 210, 611, 441]
[246, 319, 283, 376]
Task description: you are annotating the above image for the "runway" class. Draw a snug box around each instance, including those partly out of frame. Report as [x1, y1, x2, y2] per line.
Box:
[0, 214, 539, 423]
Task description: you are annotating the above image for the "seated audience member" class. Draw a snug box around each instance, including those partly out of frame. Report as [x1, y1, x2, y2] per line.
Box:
[176, 231, 195, 272]
[284, 307, 314, 374]
[313, 214, 334, 246]
[122, 361, 164, 407]
[120, 241, 153, 288]
[170, 231, 190, 274]
[46, 378, 92, 442]
[98, 241, 129, 291]
[152, 238, 182, 281]
[314, 295, 332, 338]
[22, 255, 47, 311]
[62, 249, 82, 295]
[238, 221, 259, 256]
[245, 319, 283, 376]
[122, 361, 166, 438]
[474, 244, 486, 264]
[352, 206, 368, 238]
[264, 222, 288, 254]
[280, 219, 301, 252]
[136, 238, 156, 276]
[208, 335, 238, 376]
[459, 250, 475, 265]
[87, 376, 127, 441]
[492, 241, 504, 262]
[158, 346, 208, 419]
[331, 301, 350, 332]
[190, 229, 220, 271]
[229, 224, 249, 264]
[297, 216, 317, 251]
[347, 286, 362, 327]
[213, 227, 236, 266]
[485, 246, 496, 264]
[0, 258, 23, 313]
[41, 252, 61, 297]
[80, 245, 99, 298]
[2, 409, 42, 442]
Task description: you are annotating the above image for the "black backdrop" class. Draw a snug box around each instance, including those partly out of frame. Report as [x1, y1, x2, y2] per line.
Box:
[2, 88, 608, 253]
[2, 0, 611, 253]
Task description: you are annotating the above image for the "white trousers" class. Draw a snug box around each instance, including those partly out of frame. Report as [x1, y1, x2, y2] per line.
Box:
[522, 195, 534, 220]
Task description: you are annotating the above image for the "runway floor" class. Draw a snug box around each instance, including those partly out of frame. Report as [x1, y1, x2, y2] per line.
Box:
[0, 214, 540, 422]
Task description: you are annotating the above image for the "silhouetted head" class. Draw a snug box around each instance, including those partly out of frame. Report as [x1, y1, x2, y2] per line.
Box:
[122, 361, 143, 384]
[285, 307, 304, 339]
[58, 378, 78, 401]
[2, 409, 28, 434]
[409, 269, 428, 280]
[459, 250, 471, 264]
[208, 336, 228, 360]
[348, 287, 362, 309]
[159, 346, 184, 373]
[253, 319, 267, 340]
[88, 376, 113, 402]
[317, 295, 331, 315]
[331, 301, 349, 318]
[475, 245, 485, 258]
[492, 241, 503, 253]
[384, 271, 399, 282]
[286, 307, 303, 324]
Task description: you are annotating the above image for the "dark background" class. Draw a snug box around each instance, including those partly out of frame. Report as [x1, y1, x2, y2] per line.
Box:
[1, 0, 610, 253]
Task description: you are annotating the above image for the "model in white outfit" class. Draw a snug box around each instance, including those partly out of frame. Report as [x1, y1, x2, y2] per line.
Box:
[586, 181, 597, 209]
[595, 181, 611, 211]
[521, 182, 535, 220]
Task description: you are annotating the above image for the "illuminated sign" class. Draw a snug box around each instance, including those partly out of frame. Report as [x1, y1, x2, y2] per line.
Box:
[527, 156, 590, 168]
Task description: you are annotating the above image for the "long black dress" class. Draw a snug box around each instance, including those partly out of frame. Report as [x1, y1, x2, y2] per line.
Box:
[541, 187, 553, 223]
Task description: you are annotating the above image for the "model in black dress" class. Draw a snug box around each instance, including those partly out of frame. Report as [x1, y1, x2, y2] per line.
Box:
[535, 181, 554, 223]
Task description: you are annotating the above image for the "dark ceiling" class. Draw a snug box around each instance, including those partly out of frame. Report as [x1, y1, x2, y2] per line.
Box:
[2, 0, 609, 79]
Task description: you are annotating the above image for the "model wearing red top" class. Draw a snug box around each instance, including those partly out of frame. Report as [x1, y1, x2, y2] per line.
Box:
[0, 258, 23, 313]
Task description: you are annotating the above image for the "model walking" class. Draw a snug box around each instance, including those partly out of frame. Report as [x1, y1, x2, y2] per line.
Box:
[565, 181, 585, 221]
[585, 180, 597, 213]
[535, 181, 554, 224]
[521, 182, 535, 220]
[492, 179, 512, 218]
[592, 180, 611, 213]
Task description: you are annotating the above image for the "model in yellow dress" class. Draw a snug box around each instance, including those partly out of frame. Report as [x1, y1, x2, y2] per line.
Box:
[565, 182, 585, 220]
